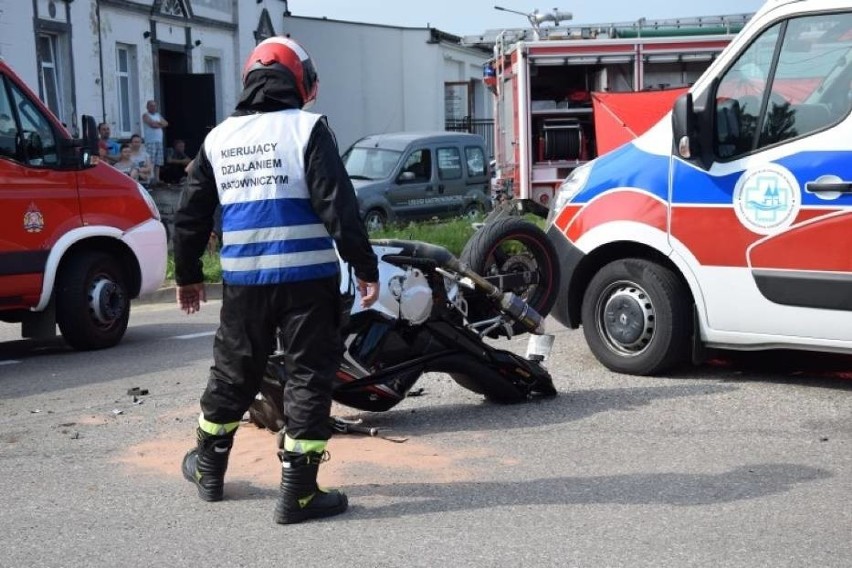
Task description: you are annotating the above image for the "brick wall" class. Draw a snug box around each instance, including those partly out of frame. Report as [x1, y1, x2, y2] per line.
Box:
[148, 184, 183, 250]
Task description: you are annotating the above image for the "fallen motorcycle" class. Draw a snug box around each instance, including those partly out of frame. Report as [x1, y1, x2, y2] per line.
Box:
[248, 217, 561, 434]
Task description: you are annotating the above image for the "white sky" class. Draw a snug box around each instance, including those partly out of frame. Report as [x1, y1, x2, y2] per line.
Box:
[285, 1, 768, 37]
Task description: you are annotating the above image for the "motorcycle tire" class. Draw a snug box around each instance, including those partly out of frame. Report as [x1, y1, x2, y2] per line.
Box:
[460, 217, 560, 336]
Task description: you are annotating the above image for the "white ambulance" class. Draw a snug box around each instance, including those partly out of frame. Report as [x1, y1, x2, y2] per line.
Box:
[545, 0, 852, 375]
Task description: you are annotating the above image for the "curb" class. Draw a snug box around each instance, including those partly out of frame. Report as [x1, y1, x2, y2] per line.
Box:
[134, 282, 224, 305]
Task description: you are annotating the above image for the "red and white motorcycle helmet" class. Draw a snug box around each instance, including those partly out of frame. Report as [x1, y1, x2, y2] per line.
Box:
[242, 36, 319, 109]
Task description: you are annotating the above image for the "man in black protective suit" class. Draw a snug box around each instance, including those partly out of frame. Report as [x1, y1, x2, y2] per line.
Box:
[172, 36, 379, 524]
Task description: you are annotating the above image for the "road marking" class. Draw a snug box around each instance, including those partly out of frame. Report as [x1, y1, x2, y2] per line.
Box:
[0, 360, 21, 366]
[170, 331, 217, 340]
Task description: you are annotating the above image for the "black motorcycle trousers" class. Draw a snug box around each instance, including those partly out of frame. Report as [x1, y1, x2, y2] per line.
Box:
[199, 277, 342, 441]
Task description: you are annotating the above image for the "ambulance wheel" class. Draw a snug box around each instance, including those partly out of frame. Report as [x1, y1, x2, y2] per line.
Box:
[56, 251, 130, 350]
[364, 209, 387, 232]
[460, 216, 560, 336]
[581, 258, 691, 376]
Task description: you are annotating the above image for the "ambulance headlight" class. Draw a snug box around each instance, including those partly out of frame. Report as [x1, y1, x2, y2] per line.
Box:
[548, 163, 592, 225]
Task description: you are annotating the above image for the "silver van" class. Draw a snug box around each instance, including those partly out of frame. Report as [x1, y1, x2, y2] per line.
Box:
[341, 131, 491, 230]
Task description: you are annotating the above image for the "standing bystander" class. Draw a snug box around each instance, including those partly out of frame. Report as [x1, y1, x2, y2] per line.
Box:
[142, 100, 168, 184]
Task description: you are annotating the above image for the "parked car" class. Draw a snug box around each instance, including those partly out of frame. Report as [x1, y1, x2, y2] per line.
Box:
[341, 131, 492, 230]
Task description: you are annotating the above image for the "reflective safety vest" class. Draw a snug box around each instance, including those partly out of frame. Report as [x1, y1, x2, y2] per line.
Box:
[204, 110, 338, 285]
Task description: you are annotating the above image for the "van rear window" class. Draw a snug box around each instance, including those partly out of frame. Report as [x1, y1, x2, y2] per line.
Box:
[465, 146, 486, 177]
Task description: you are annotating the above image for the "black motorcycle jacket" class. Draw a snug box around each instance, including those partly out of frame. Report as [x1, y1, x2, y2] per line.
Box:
[173, 69, 379, 286]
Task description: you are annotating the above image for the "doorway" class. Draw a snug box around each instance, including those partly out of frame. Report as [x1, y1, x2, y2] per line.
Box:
[157, 48, 215, 158]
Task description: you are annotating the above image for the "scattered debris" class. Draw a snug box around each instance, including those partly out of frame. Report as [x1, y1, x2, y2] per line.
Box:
[127, 387, 149, 396]
[112, 409, 124, 416]
[330, 416, 408, 443]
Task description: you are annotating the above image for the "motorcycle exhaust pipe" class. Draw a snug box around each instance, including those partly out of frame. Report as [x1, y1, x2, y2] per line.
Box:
[495, 291, 546, 335]
[450, 258, 546, 336]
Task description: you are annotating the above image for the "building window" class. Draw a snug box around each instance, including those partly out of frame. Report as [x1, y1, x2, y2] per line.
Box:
[116, 44, 139, 137]
[37, 33, 63, 122]
[161, 0, 186, 18]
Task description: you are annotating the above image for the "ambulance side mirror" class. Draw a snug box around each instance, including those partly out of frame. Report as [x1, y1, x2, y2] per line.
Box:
[672, 93, 697, 160]
[672, 88, 714, 170]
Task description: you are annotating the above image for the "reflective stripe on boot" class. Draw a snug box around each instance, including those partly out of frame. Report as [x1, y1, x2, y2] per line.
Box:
[274, 451, 348, 524]
[182, 428, 234, 502]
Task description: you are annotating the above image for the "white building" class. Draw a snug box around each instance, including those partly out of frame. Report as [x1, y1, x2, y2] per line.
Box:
[0, 0, 492, 157]
[280, 15, 493, 151]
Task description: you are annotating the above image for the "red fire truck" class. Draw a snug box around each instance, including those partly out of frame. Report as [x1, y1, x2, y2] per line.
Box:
[465, 12, 753, 213]
[0, 58, 167, 350]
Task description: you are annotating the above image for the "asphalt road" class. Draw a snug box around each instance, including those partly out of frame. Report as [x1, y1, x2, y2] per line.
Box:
[0, 300, 850, 568]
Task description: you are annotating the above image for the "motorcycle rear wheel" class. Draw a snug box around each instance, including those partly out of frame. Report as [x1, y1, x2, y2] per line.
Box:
[460, 217, 560, 336]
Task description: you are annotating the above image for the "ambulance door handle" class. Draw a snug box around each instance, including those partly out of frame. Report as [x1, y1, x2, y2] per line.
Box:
[805, 181, 852, 193]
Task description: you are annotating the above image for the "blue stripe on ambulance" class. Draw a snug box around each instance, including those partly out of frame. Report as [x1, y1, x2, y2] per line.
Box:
[578, 143, 852, 207]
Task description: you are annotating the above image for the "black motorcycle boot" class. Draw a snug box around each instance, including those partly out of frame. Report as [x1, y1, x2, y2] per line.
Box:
[273, 451, 348, 524]
[181, 428, 235, 502]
